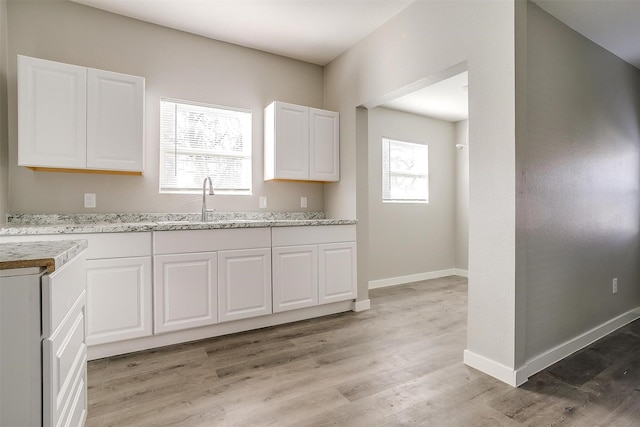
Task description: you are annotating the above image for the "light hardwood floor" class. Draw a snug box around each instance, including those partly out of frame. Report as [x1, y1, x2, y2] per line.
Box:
[87, 276, 640, 426]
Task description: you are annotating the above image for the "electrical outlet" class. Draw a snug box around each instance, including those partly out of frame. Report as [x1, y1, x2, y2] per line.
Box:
[612, 278, 618, 294]
[259, 196, 267, 209]
[301, 196, 307, 208]
[84, 193, 96, 208]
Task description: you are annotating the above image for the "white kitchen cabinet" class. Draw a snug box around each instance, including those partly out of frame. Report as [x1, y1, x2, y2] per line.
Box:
[18, 55, 87, 169]
[309, 108, 340, 181]
[154, 228, 272, 326]
[1, 246, 87, 427]
[264, 101, 339, 182]
[318, 242, 357, 304]
[18, 55, 144, 174]
[218, 248, 272, 322]
[0, 267, 44, 427]
[41, 250, 88, 427]
[86, 68, 145, 172]
[154, 252, 218, 333]
[272, 225, 357, 309]
[86, 256, 152, 345]
[0, 232, 153, 356]
[272, 245, 318, 313]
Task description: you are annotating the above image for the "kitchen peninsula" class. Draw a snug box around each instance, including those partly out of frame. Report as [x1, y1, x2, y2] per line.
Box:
[0, 239, 87, 427]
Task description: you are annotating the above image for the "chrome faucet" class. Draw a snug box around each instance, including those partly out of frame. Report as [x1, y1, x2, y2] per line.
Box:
[201, 176, 215, 222]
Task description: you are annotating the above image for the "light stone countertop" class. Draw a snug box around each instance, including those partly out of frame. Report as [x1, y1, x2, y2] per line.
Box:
[0, 212, 357, 236]
[0, 240, 87, 272]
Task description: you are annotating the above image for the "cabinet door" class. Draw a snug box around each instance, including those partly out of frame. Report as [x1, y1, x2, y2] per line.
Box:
[42, 291, 87, 427]
[309, 108, 339, 182]
[272, 245, 318, 313]
[154, 253, 218, 333]
[318, 242, 357, 304]
[86, 257, 152, 346]
[218, 248, 272, 322]
[87, 68, 144, 172]
[18, 55, 87, 169]
[273, 102, 309, 180]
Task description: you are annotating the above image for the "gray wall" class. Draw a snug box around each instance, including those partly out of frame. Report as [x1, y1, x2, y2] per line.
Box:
[455, 120, 469, 271]
[519, 3, 640, 360]
[5, 0, 326, 214]
[0, 0, 8, 224]
[324, 1, 518, 373]
[368, 107, 456, 282]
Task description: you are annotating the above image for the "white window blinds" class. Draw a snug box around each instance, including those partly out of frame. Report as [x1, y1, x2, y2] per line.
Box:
[160, 98, 252, 194]
[382, 138, 429, 203]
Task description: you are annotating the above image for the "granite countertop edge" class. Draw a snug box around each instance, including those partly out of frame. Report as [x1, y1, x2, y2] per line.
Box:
[0, 216, 357, 236]
[0, 239, 88, 272]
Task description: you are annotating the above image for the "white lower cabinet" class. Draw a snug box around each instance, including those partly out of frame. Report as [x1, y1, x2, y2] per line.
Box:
[272, 225, 357, 312]
[153, 228, 273, 330]
[272, 245, 318, 313]
[218, 248, 272, 322]
[154, 252, 218, 333]
[319, 242, 357, 304]
[42, 251, 88, 427]
[86, 257, 152, 345]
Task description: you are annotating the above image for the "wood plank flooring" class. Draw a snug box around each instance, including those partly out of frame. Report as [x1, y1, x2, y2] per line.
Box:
[87, 276, 640, 426]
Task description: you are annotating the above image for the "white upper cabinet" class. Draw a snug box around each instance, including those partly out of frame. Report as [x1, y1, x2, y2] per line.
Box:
[86, 68, 144, 172]
[264, 101, 339, 182]
[18, 55, 87, 169]
[18, 55, 144, 174]
[309, 108, 340, 181]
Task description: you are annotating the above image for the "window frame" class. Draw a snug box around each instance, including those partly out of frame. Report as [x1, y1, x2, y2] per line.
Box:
[381, 137, 429, 204]
[159, 97, 253, 195]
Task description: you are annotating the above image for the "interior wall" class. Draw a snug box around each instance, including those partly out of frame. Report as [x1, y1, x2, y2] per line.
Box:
[368, 107, 456, 282]
[0, 0, 8, 224]
[520, 2, 640, 361]
[324, 0, 518, 376]
[455, 120, 469, 271]
[6, 0, 327, 214]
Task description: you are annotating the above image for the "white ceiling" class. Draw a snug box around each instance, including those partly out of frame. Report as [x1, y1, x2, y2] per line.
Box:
[71, 0, 639, 122]
[381, 71, 469, 122]
[71, 0, 414, 66]
[533, 0, 640, 70]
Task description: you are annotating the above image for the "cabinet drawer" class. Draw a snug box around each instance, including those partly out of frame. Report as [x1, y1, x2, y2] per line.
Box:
[43, 292, 87, 427]
[42, 250, 86, 336]
[60, 364, 88, 427]
[0, 232, 152, 259]
[84, 232, 152, 259]
[272, 225, 356, 246]
[154, 228, 270, 255]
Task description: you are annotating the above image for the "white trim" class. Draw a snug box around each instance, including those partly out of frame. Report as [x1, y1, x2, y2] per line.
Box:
[465, 306, 640, 387]
[516, 307, 640, 381]
[88, 300, 353, 360]
[368, 269, 457, 289]
[352, 299, 371, 312]
[454, 268, 468, 277]
[463, 350, 525, 387]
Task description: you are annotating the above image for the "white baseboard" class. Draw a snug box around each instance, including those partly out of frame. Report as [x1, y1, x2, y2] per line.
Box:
[463, 349, 526, 387]
[465, 306, 640, 387]
[353, 299, 371, 312]
[516, 307, 640, 381]
[88, 300, 354, 361]
[454, 268, 468, 277]
[369, 268, 462, 289]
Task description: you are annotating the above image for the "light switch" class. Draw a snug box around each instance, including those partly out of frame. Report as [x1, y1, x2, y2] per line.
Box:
[259, 196, 267, 209]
